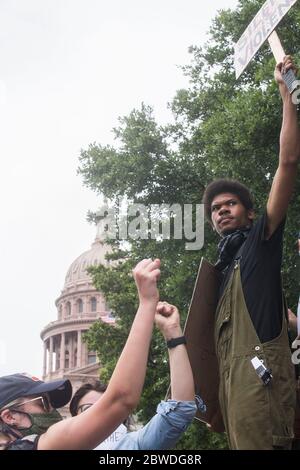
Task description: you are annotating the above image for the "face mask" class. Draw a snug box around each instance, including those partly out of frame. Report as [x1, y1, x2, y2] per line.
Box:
[17, 409, 62, 437]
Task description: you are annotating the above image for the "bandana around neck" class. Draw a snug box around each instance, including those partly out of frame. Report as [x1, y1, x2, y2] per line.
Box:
[215, 228, 251, 272]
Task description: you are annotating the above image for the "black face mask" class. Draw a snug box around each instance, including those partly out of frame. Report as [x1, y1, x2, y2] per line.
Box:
[215, 228, 250, 272]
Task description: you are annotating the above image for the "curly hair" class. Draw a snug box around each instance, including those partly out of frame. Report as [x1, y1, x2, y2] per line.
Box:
[202, 178, 254, 220]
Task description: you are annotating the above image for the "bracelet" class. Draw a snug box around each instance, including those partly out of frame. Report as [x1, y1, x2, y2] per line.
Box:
[166, 336, 187, 349]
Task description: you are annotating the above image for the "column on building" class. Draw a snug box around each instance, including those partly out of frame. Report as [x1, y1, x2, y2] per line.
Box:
[77, 330, 82, 368]
[60, 332, 65, 371]
[48, 336, 53, 375]
[54, 337, 58, 371]
[70, 332, 75, 369]
[43, 341, 47, 377]
[81, 336, 88, 367]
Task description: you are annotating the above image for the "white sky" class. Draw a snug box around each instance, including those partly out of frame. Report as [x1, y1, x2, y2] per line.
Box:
[0, 0, 238, 377]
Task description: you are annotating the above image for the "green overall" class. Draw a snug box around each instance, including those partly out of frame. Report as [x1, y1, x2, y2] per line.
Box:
[215, 260, 296, 449]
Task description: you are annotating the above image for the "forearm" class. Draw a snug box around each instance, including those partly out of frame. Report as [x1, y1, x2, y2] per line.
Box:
[279, 84, 300, 164]
[39, 300, 158, 450]
[107, 299, 157, 409]
[164, 326, 195, 401]
[168, 346, 195, 401]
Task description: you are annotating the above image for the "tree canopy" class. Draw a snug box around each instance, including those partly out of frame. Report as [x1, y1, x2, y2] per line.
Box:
[78, 0, 300, 449]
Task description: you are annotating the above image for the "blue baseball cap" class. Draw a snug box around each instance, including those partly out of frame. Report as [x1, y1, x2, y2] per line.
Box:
[0, 373, 72, 410]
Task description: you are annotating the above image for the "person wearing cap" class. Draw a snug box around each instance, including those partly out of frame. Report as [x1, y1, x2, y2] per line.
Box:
[69, 302, 197, 450]
[0, 258, 163, 450]
[0, 373, 72, 449]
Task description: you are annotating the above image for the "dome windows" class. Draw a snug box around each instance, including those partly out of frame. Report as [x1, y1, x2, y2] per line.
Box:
[90, 297, 97, 313]
[77, 298, 83, 314]
[88, 352, 96, 364]
[65, 350, 69, 369]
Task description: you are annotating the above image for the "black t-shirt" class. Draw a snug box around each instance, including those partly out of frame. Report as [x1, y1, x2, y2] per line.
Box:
[219, 213, 285, 343]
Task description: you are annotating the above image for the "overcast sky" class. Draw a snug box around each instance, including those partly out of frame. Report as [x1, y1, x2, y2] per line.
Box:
[0, 0, 238, 377]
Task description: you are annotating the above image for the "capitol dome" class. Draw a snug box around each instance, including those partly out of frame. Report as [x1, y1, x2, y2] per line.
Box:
[64, 239, 110, 290]
[40, 223, 114, 396]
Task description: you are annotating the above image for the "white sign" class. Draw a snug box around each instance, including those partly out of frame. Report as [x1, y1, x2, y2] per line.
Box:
[234, 0, 298, 78]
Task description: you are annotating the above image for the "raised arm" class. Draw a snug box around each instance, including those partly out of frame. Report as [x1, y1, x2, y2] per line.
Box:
[266, 55, 300, 238]
[155, 302, 195, 401]
[38, 258, 161, 450]
[112, 303, 196, 450]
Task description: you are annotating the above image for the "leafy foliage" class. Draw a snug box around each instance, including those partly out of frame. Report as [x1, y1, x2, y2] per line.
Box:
[80, 0, 300, 449]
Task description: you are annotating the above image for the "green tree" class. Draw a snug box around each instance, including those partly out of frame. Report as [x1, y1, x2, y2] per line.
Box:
[79, 0, 300, 449]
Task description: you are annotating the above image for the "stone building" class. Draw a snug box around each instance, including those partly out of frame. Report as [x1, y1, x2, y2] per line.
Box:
[40, 223, 114, 409]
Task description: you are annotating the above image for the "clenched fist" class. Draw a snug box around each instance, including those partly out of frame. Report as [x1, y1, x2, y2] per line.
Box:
[132, 258, 160, 304]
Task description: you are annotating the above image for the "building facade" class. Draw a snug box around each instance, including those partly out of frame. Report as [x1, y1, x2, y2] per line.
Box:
[40, 227, 114, 401]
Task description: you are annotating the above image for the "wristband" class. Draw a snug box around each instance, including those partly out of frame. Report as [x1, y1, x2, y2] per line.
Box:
[166, 336, 186, 349]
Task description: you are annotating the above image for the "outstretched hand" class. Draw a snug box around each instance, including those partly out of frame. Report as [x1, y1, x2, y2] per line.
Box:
[132, 258, 160, 304]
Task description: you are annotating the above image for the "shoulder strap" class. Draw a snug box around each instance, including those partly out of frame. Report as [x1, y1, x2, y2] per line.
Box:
[233, 236, 248, 263]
